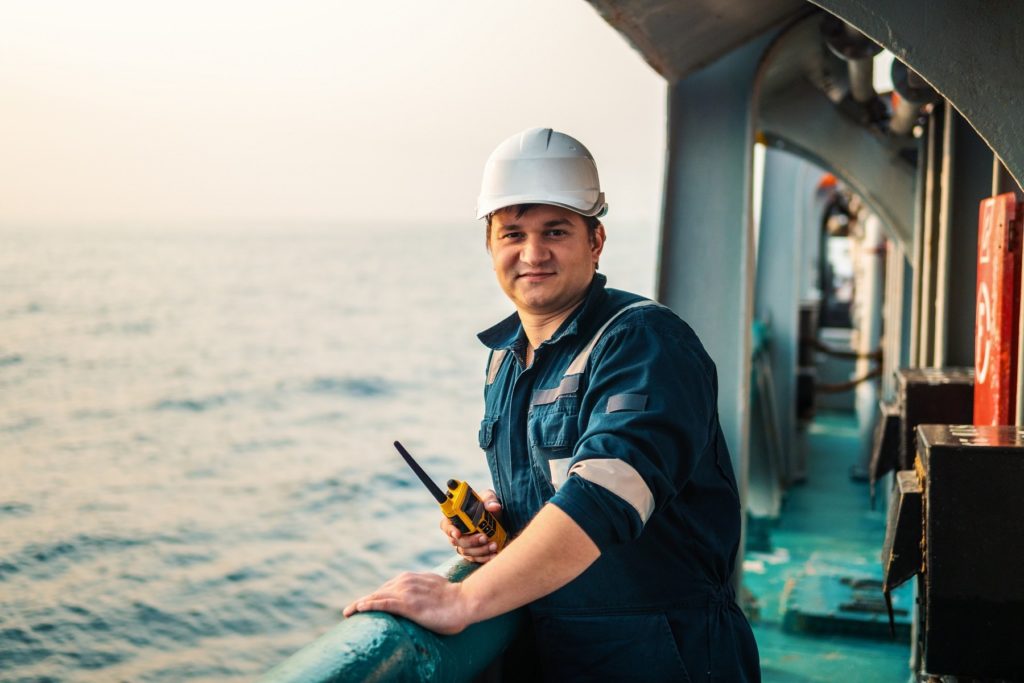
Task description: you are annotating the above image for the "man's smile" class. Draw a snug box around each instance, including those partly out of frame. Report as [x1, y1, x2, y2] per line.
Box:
[518, 271, 556, 281]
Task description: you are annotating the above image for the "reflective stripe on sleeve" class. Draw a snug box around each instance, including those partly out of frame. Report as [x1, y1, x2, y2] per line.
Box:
[567, 458, 655, 524]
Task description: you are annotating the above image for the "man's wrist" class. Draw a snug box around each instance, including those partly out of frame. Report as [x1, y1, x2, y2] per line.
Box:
[455, 573, 489, 628]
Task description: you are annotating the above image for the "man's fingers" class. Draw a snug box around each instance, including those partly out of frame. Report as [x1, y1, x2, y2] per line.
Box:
[343, 592, 385, 617]
[456, 538, 499, 562]
[464, 548, 499, 563]
[354, 598, 398, 614]
[454, 533, 492, 550]
[441, 519, 463, 549]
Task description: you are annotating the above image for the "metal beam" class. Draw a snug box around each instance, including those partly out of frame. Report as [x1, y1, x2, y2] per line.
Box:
[752, 147, 820, 501]
[659, 33, 776, 520]
[758, 79, 915, 250]
[583, 0, 804, 82]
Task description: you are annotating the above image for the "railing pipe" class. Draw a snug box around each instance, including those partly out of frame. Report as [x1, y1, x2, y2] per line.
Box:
[259, 557, 526, 683]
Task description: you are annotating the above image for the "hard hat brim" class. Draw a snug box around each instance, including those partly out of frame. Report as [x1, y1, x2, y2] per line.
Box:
[475, 192, 607, 221]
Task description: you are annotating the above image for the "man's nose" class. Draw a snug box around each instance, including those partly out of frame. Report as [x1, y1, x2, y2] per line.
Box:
[520, 235, 549, 265]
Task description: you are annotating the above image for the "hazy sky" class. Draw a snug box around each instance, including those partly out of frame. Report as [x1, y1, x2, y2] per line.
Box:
[1, 0, 666, 229]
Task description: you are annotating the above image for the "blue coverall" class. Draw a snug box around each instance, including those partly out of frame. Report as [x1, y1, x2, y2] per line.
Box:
[477, 274, 760, 682]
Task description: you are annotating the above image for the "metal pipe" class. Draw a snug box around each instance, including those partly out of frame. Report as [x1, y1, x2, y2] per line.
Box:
[891, 61, 938, 137]
[848, 58, 876, 104]
[918, 110, 941, 367]
[933, 101, 955, 367]
[913, 129, 929, 368]
[908, 133, 928, 367]
[882, 237, 903, 401]
[855, 213, 886, 470]
[821, 16, 881, 104]
[890, 96, 922, 137]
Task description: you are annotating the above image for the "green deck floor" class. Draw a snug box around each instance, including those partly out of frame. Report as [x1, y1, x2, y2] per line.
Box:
[744, 411, 913, 682]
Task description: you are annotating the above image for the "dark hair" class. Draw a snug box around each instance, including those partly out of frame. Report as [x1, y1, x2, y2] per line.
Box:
[485, 203, 602, 242]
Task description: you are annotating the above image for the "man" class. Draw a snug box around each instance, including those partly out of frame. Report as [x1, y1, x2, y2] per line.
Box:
[344, 128, 760, 681]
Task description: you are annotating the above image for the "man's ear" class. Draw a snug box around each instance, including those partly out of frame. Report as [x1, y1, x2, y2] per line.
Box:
[591, 223, 607, 266]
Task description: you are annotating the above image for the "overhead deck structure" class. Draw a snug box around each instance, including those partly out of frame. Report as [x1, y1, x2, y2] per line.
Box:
[587, 0, 1023, 506]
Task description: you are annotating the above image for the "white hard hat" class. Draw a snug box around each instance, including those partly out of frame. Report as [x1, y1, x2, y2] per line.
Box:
[476, 127, 607, 220]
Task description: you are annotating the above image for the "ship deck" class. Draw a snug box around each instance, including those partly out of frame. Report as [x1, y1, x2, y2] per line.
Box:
[745, 411, 912, 682]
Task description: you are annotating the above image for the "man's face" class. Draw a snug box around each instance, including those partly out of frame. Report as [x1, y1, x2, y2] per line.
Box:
[487, 205, 605, 317]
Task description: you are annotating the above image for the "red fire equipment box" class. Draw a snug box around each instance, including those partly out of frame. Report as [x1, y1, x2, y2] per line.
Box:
[973, 193, 1023, 425]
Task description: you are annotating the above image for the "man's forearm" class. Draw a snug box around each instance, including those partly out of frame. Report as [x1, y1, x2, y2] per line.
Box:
[342, 503, 600, 634]
[458, 503, 600, 624]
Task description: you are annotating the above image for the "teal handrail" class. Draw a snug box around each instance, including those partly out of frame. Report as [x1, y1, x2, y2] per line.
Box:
[258, 556, 526, 683]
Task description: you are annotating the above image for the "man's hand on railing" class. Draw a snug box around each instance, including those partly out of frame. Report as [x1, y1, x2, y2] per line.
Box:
[343, 504, 598, 640]
[342, 571, 473, 635]
[440, 489, 503, 564]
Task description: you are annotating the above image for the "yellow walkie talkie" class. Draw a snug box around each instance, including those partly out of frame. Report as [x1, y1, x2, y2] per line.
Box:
[393, 440, 507, 551]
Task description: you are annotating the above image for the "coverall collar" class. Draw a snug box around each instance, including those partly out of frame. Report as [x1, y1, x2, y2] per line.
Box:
[477, 273, 610, 358]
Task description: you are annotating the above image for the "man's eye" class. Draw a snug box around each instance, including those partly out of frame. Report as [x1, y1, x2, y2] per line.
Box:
[502, 232, 524, 240]
[547, 230, 568, 237]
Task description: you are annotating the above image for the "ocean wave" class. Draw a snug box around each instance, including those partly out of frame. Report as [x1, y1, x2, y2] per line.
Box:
[0, 353, 23, 367]
[0, 501, 33, 517]
[230, 437, 296, 454]
[296, 410, 346, 424]
[0, 602, 121, 672]
[152, 392, 239, 413]
[89, 319, 155, 336]
[2, 301, 43, 317]
[304, 376, 395, 398]
[0, 625, 40, 647]
[0, 533, 161, 582]
[369, 472, 413, 489]
[415, 547, 454, 568]
[290, 477, 364, 514]
[59, 646, 127, 670]
[71, 408, 116, 421]
[1, 416, 41, 433]
[128, 601, 216, 645]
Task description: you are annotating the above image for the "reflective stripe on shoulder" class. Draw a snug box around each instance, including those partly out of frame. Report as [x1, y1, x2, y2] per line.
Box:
[568, 458, 655, 524]
[486, 349, 508, 385]
[564, 300, 661, 376]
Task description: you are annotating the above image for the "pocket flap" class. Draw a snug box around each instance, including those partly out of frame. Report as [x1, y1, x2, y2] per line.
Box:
[478, 417, 498, 449]
[530, 412, 578, 449]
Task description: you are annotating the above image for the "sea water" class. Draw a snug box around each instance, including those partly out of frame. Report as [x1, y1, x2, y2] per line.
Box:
[0, 221, 655, 681]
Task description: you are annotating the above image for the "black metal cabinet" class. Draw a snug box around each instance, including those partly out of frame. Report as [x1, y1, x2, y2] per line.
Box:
[913, 424, 1024, 680]
[895, 368, 974, 469]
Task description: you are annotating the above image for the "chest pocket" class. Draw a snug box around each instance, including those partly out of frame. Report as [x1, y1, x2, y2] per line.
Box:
[528, 375, 581, 492]
[478, 416, 498, 450]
